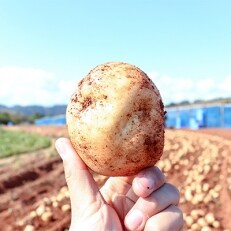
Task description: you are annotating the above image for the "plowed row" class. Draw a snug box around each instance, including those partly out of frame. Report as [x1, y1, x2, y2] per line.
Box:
[0, 126, 230, 231]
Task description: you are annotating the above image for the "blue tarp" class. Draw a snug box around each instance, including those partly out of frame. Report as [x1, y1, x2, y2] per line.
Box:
[35, 115, 66, 125]
[166, 105, 231, 129]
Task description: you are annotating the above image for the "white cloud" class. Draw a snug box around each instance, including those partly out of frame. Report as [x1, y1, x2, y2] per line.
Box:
[57, 79, 77, 103]
[0, 66, 77, 106]
[219, 75, 231, 92]
[0, 66, 230, 106]
[149, 72, 231, 105]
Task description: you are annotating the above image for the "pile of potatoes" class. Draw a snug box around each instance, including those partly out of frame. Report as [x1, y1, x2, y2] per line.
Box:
[157, 130, 231, 231]
[17, 130, 231, 231]
[226, 143, 231, 196]
[16, 186, 70, 231]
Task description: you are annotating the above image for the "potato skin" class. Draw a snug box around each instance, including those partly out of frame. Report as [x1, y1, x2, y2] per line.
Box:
[66, 62, 165, 176]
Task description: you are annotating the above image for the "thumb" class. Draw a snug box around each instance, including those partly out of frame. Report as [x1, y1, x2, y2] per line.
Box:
[55, 138, 105, 219]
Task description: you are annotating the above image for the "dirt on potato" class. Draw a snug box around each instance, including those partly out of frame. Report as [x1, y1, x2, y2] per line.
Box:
[0, 126, 230, 231]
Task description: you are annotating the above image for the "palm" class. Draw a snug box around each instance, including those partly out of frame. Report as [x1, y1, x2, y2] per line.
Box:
[100, 176, 136, 229]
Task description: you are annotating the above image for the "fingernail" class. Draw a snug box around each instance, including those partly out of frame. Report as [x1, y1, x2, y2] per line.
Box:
[137, 173, 155, 191]
[125, 209, 143, 230]
[55, 139, 66, 160]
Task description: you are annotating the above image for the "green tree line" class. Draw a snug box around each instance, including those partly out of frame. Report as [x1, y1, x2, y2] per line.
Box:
[0, 112, 44, 125]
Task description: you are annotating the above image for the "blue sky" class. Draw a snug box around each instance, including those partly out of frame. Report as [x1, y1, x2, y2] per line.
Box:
[0, 0, 231, 106]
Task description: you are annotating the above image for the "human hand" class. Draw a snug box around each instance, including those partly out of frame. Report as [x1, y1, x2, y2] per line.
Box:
[55, 138, 183, 231]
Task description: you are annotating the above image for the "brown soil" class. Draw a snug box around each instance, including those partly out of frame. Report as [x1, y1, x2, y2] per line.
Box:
[0, 126, 230, 231]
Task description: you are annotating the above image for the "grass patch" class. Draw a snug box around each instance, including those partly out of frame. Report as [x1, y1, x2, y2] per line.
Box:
[0, 128, 51, 158]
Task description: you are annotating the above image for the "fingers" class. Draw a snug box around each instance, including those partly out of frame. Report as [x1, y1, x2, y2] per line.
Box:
[132, 166, 166, 198]
[55, 138, 104, 218]
[144, 205, 184, 231]
[126, 166, 166, 202]
[125, 183, 180, 231]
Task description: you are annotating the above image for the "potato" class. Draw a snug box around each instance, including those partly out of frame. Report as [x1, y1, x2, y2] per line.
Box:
[66, 62, 165, 176]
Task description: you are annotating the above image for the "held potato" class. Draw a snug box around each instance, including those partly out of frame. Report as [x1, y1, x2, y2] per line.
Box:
[66, 62, 165, 176]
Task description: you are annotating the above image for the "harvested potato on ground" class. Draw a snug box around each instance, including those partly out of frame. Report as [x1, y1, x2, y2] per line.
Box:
[66, 62, 165, 176]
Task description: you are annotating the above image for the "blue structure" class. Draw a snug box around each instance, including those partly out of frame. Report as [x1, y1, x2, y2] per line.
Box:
[165, 103, 231, 129]
[35, 114, 66, 125]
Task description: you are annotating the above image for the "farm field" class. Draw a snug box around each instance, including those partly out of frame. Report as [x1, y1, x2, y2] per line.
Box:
[0, 126, 230, 231]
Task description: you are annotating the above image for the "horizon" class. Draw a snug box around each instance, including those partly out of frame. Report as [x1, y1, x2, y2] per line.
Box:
[0, 1, 231, 106]
[1, 96, 231, 108]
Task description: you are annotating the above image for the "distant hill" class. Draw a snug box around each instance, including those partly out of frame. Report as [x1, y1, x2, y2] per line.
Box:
[165, 97, 231, 108]
[0, 104, 67, 116]
[1, 97, 230, 116]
